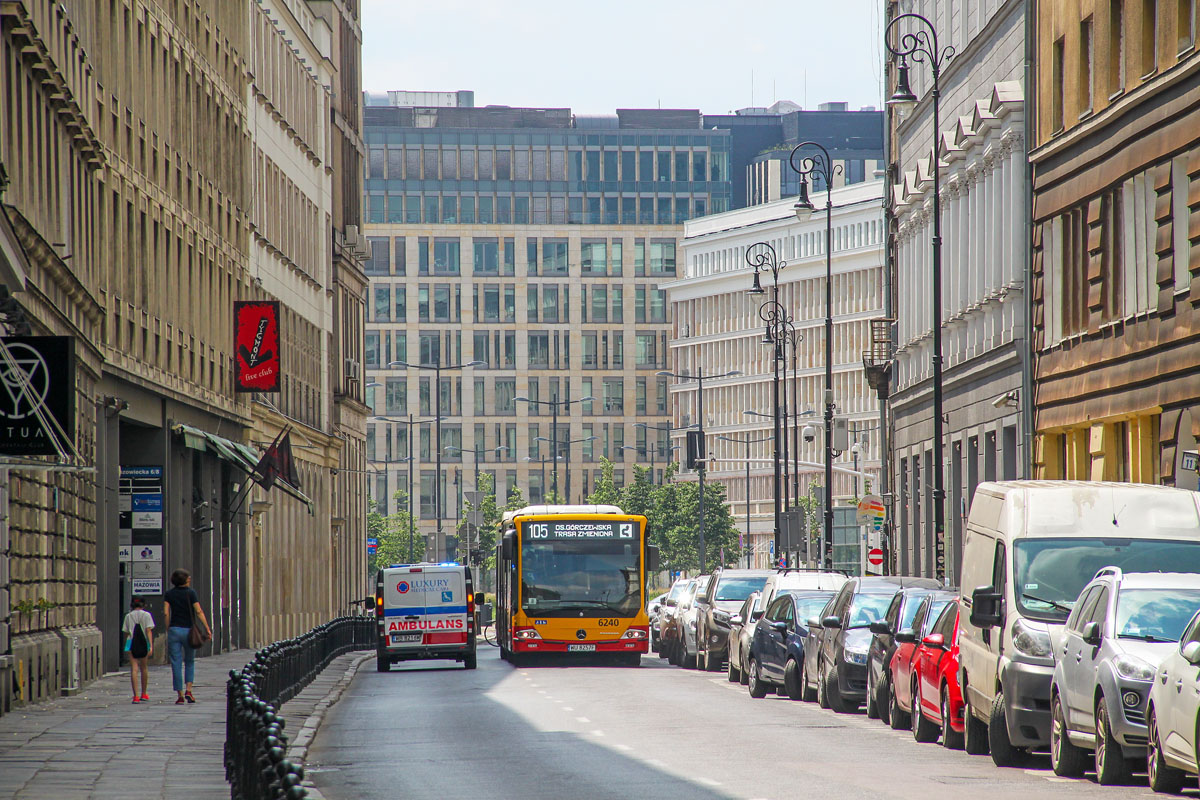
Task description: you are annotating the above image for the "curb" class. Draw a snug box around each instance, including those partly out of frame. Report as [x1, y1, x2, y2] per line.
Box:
[288, 652, 372, 800]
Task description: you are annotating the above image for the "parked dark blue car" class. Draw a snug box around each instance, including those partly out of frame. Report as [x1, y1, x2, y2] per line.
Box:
[747, 591, 836, 700]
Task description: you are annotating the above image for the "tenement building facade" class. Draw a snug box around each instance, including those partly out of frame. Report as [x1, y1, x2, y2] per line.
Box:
[1031, 1, 1200, 489]
[669, 182, 886, 568]
[362, 97, 732, 562]
[0, 0, 366, 713]
[887, 0, 1030, 584]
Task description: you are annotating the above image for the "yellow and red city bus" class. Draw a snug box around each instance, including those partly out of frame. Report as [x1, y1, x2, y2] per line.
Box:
[496, 504, 659, 666]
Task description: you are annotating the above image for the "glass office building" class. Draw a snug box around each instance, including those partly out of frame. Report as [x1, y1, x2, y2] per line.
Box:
[362, 99, 732, 562]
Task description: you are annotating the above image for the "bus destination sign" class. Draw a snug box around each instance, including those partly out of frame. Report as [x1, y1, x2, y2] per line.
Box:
[524, 520, 636, 541]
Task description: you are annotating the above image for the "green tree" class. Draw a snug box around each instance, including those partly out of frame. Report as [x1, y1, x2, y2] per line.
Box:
[586, 458, 621, 505]
[367, 489, 417, 576]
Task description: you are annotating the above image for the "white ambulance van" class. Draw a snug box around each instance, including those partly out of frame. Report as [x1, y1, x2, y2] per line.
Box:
[375, 562, 479, 671]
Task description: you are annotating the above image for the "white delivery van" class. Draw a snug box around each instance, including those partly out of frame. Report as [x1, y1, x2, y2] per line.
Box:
[375, 563, 480, 671]
[957, 481, 1200, 766]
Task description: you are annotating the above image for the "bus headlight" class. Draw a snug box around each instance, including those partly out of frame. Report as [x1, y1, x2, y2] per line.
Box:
[622, 627, 649, 640]
[514, 628, 543, 640]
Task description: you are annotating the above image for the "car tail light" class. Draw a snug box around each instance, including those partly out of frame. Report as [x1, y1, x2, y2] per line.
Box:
[515, 627, 543, 640]
[622, 626, 649, 640]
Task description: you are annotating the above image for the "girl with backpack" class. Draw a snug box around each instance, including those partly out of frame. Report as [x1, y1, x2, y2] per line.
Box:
[123, 596, 154, 703]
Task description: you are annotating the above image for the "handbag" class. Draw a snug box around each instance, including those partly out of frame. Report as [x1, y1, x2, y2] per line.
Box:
[188, 623, 211, 648]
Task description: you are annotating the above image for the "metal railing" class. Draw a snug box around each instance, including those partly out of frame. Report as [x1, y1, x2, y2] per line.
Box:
[225, 616, 375, 800]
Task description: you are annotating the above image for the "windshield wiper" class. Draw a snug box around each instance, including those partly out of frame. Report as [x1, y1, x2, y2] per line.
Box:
[1118, 633, 1176, 643]
[1021, 592, 1072, 613]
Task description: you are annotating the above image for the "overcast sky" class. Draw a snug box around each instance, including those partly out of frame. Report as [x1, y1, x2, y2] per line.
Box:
[361, 1, 885, 115]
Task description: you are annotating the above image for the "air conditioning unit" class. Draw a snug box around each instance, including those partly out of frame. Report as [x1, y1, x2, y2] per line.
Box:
[344, 225, 360, 248]
[344, 358, 361, 381]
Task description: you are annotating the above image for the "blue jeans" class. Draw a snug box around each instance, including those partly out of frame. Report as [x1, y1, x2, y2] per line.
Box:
[167, 627, 195, 692]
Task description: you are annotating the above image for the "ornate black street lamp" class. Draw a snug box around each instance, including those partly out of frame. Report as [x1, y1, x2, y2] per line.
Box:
[886, 12, 954, 580]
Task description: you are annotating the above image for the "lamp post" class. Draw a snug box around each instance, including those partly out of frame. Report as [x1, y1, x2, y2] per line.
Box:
[886, 12, 953, 580]
[534, 435, 597, 502]
[515, 394, 593, 501]
[657, 369, 741, 574]
[718, 434, 772, 567]
[633, 421, 696, 484]
[789, 140, 841, 576]
[445, 444, 506, 495]
[391, 358, 485, 560]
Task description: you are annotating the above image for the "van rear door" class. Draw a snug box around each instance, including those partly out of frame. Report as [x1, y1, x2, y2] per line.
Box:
[384, 568, 428, 649]
[420, 567, 468, 647]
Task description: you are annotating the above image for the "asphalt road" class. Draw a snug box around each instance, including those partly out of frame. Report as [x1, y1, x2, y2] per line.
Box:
[307, 646, 1185, 800]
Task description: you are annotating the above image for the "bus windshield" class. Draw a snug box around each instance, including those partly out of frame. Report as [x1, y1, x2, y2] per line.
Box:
[521, 538, 641, 617]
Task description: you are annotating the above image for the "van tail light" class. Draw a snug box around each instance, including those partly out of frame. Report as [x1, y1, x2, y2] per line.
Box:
[375, 594, 383, 618]
[467, 595, 475, 615]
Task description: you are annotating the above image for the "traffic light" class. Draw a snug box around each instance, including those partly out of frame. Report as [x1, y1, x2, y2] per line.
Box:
[685, 430, 705, 470]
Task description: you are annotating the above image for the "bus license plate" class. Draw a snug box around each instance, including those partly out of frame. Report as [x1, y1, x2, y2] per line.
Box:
[567, 644, 596, 652]
[392, 634, 422, 644]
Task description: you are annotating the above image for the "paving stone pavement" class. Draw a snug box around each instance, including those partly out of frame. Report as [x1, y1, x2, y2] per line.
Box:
[0, 649, 369, 800]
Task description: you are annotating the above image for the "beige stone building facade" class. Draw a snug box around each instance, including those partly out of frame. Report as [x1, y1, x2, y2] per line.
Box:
[0, 0, 366, 714]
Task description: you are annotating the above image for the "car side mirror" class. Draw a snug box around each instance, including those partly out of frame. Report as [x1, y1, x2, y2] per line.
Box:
[1183, 641, 1200, 665]
[821, 615, 842, 630]
[501, 532, 515, 561]
[922, 633, 945, 649]
[1081, 621, 1102, 646]
[894, 629, 916, 644]
[869, 620, 891, 636]
[807, 616, 822, 629]
[646, 544, 660, 572]
[751, 610, 764, 621]
[970, 585, 1003, 628]
[729, 614, 744, 626]
[664, 597, 677, 607]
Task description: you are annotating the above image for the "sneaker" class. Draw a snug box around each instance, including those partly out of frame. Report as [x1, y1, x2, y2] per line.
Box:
[175, 697, 185, 705]
[185, 692, 196, 704]
[131, 697, 139, 704]
[140, 693, 149, 701]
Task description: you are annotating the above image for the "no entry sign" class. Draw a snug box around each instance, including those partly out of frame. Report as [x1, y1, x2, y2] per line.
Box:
[868, 547, 884, 566]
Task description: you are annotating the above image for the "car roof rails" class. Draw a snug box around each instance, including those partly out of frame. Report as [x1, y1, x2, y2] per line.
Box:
[775, 566, 849, 576]
[1093, 566, 1123, 582]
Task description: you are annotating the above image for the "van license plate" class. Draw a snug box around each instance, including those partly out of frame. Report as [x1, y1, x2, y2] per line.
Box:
[392, 634, 422, 644]
[567, 644, 596, 652]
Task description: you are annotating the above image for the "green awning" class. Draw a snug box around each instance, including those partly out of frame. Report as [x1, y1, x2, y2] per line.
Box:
[173, 423, 314, 513]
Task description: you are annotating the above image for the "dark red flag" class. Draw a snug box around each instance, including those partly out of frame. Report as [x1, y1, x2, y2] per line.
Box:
[255, 427, 301, 490]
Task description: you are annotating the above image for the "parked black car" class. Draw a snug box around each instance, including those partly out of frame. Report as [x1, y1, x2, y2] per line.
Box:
[805, 576, 942, 713]
[865, 587, 942, 721]
[696, 568, 774, 672]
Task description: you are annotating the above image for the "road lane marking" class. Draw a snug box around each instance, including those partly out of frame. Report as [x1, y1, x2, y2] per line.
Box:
[614, 744, 632, 752]
[592, 730, 605, 737]
[697, 777, 722, 787]
[576, 716, 590, 723]
[645, 759, 667, 768]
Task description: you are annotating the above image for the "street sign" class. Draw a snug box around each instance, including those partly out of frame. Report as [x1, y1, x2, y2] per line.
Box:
[464, 491, 484, 505]
[856, 494, 886, 531]
[868, 547, 884, 566]
[1183, 450, 1199, 472]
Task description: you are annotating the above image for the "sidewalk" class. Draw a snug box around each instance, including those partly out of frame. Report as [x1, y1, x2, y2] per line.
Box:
[0, 648, 368, 800]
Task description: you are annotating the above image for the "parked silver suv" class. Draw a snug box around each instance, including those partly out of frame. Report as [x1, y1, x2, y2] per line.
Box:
[1050, 568, 1200, 785]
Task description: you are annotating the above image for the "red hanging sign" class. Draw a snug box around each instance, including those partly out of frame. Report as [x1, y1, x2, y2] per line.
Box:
[234, 301, 281, 393]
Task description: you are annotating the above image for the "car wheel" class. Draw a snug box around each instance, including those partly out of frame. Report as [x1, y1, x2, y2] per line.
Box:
[728, 653, 740, 683]
[825, 662, 848, 714]
[682, 641, 697, 670]
[816, 660, 831, 709]
[912, 680, 940, 743]
[376, 653, 390, 672]
[784, 659, 804, 701]
[888, 676, 910, 730]
[877, 677, 892, 726]
[989, 691, 1022, 768]
[1147, 707, 1185, 793]
[865, 672, 880, 719]
[1050, 692, 1086, 777]
[748, 658, 768, 699]
[705, 649, 724, 673]
[463, 652, 477, 670]
[1095, 698, 1129, 785]
[740, 655, 751, 686]
[798, 656, 816, 701]
[963, 698, 990, 755]
[941, 686, 964, 750]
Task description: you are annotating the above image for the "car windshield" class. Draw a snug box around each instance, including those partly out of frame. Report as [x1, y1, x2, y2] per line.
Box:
[521, 538, 641, 617]
[1115, 589, 1200, 642]
[715, 576, 769, 603]
[849, 593, 895, 628]
[899, 592, 933, 631]
[783, 591, 835, 622]
[667, 582, 688, 603]
[1015, 538, 1200, 622]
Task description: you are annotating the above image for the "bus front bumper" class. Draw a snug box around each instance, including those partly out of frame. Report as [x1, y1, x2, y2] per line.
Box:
[514, 639, 649, 654]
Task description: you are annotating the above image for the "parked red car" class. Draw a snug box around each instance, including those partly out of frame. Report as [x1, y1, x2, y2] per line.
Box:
[909, 600, 965, 749]
[886, 591, 955, 731]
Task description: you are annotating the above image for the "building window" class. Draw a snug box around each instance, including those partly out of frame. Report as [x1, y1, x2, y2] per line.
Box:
[1052, 37, 1066, 132]
[433, 238, 460, 275]
[528, 332, 550, 368]
[373, 286, 391, 322]
[1179, 0, 1197, 51]
[650, 239, 676, 275]
[1142, 0, 1158, 75]
[495, 379, 516, 414]
[474, 238, 499, 275]
[543, 239, 569, 275]
[604, 378, 624, 413]
[583, 333, 598, 369]
[581, 239, 607, 275]
[365, 331, 380, 368]
[635, 333, 658, 368]
[542, 285, 559, 323]
[385, 377, 406, 415]
[367, 238, 389, 275]
[1079, 16, 1094, 115]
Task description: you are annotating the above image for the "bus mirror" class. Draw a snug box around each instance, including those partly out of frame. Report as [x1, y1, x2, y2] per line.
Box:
[647, 545, 660, 572]
[501, 532, 515, 561]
